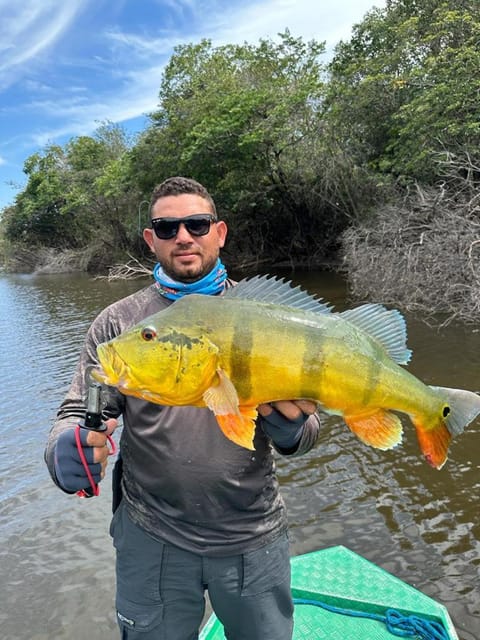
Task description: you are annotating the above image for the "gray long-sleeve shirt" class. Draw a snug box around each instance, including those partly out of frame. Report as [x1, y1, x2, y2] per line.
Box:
[45, 283, 321, 556]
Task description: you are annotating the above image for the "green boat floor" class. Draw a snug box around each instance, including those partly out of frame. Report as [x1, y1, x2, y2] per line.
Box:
[199, 545, 458, 640]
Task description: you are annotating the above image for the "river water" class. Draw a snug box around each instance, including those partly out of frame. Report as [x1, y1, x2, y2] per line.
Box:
[0, 270, 479, 640]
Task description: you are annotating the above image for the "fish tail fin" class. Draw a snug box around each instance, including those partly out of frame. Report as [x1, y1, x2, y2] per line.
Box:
[216, 408, 257, 450]
[412, 386, 480, 470]
[430, 386, 480, 436]
[344, 410, 403, 450]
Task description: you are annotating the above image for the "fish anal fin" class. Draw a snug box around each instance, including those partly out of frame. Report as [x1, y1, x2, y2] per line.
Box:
[344, 410, 403, 450]
[412, 419, 452, 470]
[203, 369, 257, 450]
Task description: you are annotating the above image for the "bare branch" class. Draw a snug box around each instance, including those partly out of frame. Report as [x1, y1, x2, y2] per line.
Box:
[341, 184, 480, 324]
[96, 254, 153, 281]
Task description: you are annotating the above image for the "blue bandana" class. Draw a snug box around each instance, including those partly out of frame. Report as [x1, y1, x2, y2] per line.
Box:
[153, 259, 228, 300]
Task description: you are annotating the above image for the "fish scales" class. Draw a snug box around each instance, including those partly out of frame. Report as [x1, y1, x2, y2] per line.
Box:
[231, 302, 322, 403]
[200, 298, 319, 404]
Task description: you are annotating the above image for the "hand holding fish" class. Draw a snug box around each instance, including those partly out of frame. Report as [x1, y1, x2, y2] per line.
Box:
[257, 400, 318, 450]
[258, 400, 318, 421]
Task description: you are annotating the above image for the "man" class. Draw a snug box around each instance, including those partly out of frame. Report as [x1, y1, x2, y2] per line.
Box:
[45, 176, 321, 640]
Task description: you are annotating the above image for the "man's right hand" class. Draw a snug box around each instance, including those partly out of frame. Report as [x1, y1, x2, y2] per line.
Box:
[53, 419, 118, 493]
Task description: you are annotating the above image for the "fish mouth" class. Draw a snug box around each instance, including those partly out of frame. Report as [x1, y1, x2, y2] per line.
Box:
[93, 342, 169, 405]
[94, 343, 131, 387]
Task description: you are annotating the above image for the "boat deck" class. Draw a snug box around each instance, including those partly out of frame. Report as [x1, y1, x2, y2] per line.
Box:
[200, 545, 458, 639]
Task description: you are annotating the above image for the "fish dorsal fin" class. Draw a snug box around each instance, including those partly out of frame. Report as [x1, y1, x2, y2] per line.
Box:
[224, 274, 333, 314]
[340, 304, 412, 365]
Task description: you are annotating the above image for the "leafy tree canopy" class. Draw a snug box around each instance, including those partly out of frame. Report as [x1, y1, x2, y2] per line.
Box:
[327, 0, 480, 182]
[2, 6, 478, 272]
[130, 32, 365, 261]
[3, 123, 139, 252]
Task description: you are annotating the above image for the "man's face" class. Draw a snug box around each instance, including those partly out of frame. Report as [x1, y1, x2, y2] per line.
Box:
[143, 193, 228, 283]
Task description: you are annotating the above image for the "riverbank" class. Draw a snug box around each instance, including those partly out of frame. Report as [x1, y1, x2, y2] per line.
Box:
[1, 245, 101, 275]
[341, 186, 480, 325]
[2, 184, 479, 324]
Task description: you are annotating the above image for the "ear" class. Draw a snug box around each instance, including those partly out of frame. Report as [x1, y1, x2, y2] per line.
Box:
[215, 221, 228, 248]
[143, 228, 156, 253]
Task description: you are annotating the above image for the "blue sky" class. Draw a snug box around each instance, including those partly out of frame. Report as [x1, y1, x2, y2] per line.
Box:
[0, 0, 386, 211]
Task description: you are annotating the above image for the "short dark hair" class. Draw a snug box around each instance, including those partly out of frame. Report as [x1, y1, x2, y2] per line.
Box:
[150, 177, 217, 218]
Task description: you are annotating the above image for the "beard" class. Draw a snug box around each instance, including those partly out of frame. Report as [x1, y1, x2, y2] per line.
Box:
[161, 251, 219, 283]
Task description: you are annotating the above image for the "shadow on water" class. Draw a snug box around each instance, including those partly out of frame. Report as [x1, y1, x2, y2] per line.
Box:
[0, 270, 479, 639]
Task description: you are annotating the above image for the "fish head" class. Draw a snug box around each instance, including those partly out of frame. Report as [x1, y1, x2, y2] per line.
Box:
[94, 322, 220, 406]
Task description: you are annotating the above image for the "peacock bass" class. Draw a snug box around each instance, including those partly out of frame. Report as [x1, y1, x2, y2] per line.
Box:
[93, 275, 480, 469]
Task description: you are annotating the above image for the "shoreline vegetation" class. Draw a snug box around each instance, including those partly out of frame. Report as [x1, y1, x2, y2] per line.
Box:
[3, 179, 479, 326]
[342, 185, 480, 326]
[1, 3, 479, 325]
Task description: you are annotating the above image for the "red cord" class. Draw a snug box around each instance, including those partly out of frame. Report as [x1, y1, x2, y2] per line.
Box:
[75, 424, 117, 498]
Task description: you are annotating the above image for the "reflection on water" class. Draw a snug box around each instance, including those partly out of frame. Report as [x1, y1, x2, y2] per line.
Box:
[0, 271, 479, 640]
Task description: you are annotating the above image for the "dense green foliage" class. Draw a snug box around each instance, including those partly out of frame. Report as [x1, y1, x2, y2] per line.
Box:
[1, 124, 142, 262]
[128, 32, 367, 263]
[1, 1, 479, 279]
[327, 0, 480, 182]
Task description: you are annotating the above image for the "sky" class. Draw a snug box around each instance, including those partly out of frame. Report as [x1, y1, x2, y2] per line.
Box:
[0, 0, 386, 211]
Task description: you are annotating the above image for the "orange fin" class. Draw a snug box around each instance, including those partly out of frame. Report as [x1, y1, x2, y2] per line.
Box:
[413, 420, 452, 470]
[344, 410, 403, 450]
[203, 369, 257, 450]
[216, 411, 257, 450]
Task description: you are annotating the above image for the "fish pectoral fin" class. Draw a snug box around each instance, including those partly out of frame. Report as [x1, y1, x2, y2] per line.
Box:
[203, 368, 240, 415]
[203, 369, 257, 450]
[344, 410, 403, 450]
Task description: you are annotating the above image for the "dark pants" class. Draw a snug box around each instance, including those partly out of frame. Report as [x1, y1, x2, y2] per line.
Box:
[110, 503, 293, 640]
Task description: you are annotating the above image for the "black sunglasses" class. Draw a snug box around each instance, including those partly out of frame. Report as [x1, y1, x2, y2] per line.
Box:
[151, 214, 217, 240]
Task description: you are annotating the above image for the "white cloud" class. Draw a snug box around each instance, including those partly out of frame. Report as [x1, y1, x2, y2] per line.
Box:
[105, 29, 186, 59]
[27, 70, 166, 146]
[205, 0, 385, 51]
[0, 1, 86, 74]
[0, 155, 6, 165]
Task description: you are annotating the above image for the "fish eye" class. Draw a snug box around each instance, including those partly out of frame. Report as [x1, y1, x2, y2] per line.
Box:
[141, 326, 157, 341]
[443, 406, 450, 418]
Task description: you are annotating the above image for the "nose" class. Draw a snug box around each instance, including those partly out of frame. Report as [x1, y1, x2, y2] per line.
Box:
[175, 221, 195, 242]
